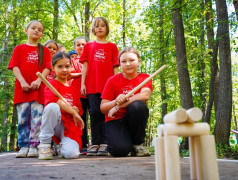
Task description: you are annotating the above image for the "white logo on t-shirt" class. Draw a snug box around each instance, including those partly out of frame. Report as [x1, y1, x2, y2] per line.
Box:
[122, 85, 134, 96]
[27, 51, 38, 63]
[64, 93, 74, 106]
[94, 49, 107, 62]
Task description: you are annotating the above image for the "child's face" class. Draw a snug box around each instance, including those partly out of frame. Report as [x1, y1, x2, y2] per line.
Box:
[94, 19, 107, 37]
[74, 39, 86, 55]
[120, 52, 140, 77]
[53, 58, 72, 80]
[70, 54, 78, 59]
[46, 42, 58, 57]
[25, 22, 43, 41]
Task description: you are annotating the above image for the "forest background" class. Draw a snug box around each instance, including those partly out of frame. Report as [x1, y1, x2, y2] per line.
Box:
[1, 0, 238, 158]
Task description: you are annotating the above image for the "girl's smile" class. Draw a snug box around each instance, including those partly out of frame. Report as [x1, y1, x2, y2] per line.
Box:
[53, 58, 72, 85]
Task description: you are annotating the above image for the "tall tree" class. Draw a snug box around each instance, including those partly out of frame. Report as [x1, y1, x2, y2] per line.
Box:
[122, 0, 126, 46]
[172, 0, 194, 109]
[84, 2, 90, 41]
[233, 0, 238, 21]
[204, 0, 219, 124]
[53, 0, 59, 41]
[214, 0, 232, 145]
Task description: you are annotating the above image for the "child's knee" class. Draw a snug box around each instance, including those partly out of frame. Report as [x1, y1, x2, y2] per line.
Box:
[44, 103, 60, 113]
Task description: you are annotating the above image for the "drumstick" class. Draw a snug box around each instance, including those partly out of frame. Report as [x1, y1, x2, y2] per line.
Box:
[125, 65, 167, 98]
[36, 72, 71, 107]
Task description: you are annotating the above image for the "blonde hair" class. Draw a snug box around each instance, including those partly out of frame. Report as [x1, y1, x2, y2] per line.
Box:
[119, 47, 141, 60]
[91, 17, 109, 36]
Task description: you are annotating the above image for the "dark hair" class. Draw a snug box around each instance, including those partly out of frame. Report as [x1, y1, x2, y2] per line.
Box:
[119, 47, 141, 60]
[91, 17, 109, 36]
[73, 37, 88, 46]
[52, 51, 71, 67]
[26, 20, 44, 68]
[44, 40, 58, 49]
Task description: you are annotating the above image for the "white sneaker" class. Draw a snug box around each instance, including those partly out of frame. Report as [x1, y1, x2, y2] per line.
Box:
[27, 147, 38, 157]
[38, 144, 53, 160]
[16, 147, 29, 158]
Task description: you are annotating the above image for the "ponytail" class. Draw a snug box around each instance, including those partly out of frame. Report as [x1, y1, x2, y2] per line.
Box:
[37, 43, 44, 68]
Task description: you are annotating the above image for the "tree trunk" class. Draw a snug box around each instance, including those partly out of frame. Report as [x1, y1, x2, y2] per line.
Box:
[233, 0, 238, 21]
[204, 0, 219, 124]
[214, 0, 232, 145]
[9, 106, 17, 151]
[172, 0, 194, 109]
[122, 0, 126, 47]
[84, 2, 90, 41]
[53, 0, 59, 41]
[159, 0, 167, 121]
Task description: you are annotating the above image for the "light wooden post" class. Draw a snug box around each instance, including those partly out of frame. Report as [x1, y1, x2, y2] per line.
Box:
[194, 136, 204, 180]
[155, 137, 166, 180]
[189, 136, 197, 179]
[186, 107, 203, 123]
[200, 135, 219, 180]
[163, 108, 188, 123]
[164, 135, 181, 180]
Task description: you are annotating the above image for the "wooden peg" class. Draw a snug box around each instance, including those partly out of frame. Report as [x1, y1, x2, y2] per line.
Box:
[155, 137, 166, 180]
[163, 108, 188, 124]
[186, 107, 203, 123]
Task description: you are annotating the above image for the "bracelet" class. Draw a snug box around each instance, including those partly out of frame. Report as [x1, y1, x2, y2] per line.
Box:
[114, 106, 119, 111]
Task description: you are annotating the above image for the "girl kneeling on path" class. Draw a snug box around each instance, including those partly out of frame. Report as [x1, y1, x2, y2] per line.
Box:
[100, 47, 152, 157]
[38, 52, 84, 160]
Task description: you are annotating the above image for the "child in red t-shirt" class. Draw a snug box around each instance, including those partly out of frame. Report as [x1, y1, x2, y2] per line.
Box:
[80, 17, 120, 156]
[69, 37, 89, 155]
[44, 40, 58, 81]
[8, 20, 51, 158]
[38, 51, 84, 160]
[101, 47, 152, 157]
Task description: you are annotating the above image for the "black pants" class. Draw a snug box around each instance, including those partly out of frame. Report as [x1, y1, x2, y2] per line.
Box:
[105, 100, 149, 157]
[80, 98, 89, 148]
[88, 93, 106, 145]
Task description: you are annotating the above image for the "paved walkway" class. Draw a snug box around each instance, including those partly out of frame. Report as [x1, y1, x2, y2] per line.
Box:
[0, 152, 238, 180]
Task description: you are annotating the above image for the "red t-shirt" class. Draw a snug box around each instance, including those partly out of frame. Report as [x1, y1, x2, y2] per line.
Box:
[8, 44, 51, 105]
[44, 79, 83, 148]
[70, 57, 85, 98]
[79, 41, 120, 94]
[101, 73, 153, 122]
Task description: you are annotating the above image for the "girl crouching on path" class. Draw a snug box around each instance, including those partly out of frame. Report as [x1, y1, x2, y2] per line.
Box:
[38, 52, 84, 160]
[100, 47, 152, 157]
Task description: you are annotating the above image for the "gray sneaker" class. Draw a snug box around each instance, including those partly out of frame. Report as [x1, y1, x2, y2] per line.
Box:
[27, 147, 38, 158]
[131, 145, 151, 157]
[87, 145, 99, 156]
[16, 147, 29, 158]
[38, 144, 53, 160]
[97, 144, 109, 156]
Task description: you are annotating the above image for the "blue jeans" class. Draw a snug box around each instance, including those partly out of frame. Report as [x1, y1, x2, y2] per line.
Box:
[16, 101, 43, 148]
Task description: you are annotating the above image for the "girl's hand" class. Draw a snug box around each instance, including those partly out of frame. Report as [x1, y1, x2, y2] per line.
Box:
[115, 94, 128, 105]
[30, 78, 41, 90]
[108, 106, 119, 118]
[72, 106, 79, 113]
[72, 111, 84, 130]
[81, 84, 87, 96]
[20, 81, 31, 92]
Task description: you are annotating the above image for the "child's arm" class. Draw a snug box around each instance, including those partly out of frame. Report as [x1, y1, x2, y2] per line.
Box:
[101, 87, 152, 118]
[68, 73, 82, 80]
[113, 66, 118, 75]
[31, 68, 50, 90]
[81, 61, 88, 96]
[57, 99, 84, 130]
[12, 67, 31, 92]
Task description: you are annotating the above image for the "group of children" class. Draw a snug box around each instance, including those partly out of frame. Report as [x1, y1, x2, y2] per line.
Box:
[8, 17, 152, 160]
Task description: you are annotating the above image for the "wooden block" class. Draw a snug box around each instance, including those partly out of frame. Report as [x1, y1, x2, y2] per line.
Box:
[194, 136, 204, 180]
[164, 123, 210, 137]
[163, 108, 188, 124]
[157, 125, 164, 137]
[164, 135, 181, 180]
[186, 107, 203, 123]
[155, 137, 166, 180]
[189, 136, 197, 179]
[200, 135, 219, 180]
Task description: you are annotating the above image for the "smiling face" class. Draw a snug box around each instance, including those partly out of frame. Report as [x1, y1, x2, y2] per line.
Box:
[45, 42, 58, 57]
[120, 52, 140, 79]
[74, 39, 87, 56]
[25, 21, 43, 41]
[53, 58, 72, 83]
